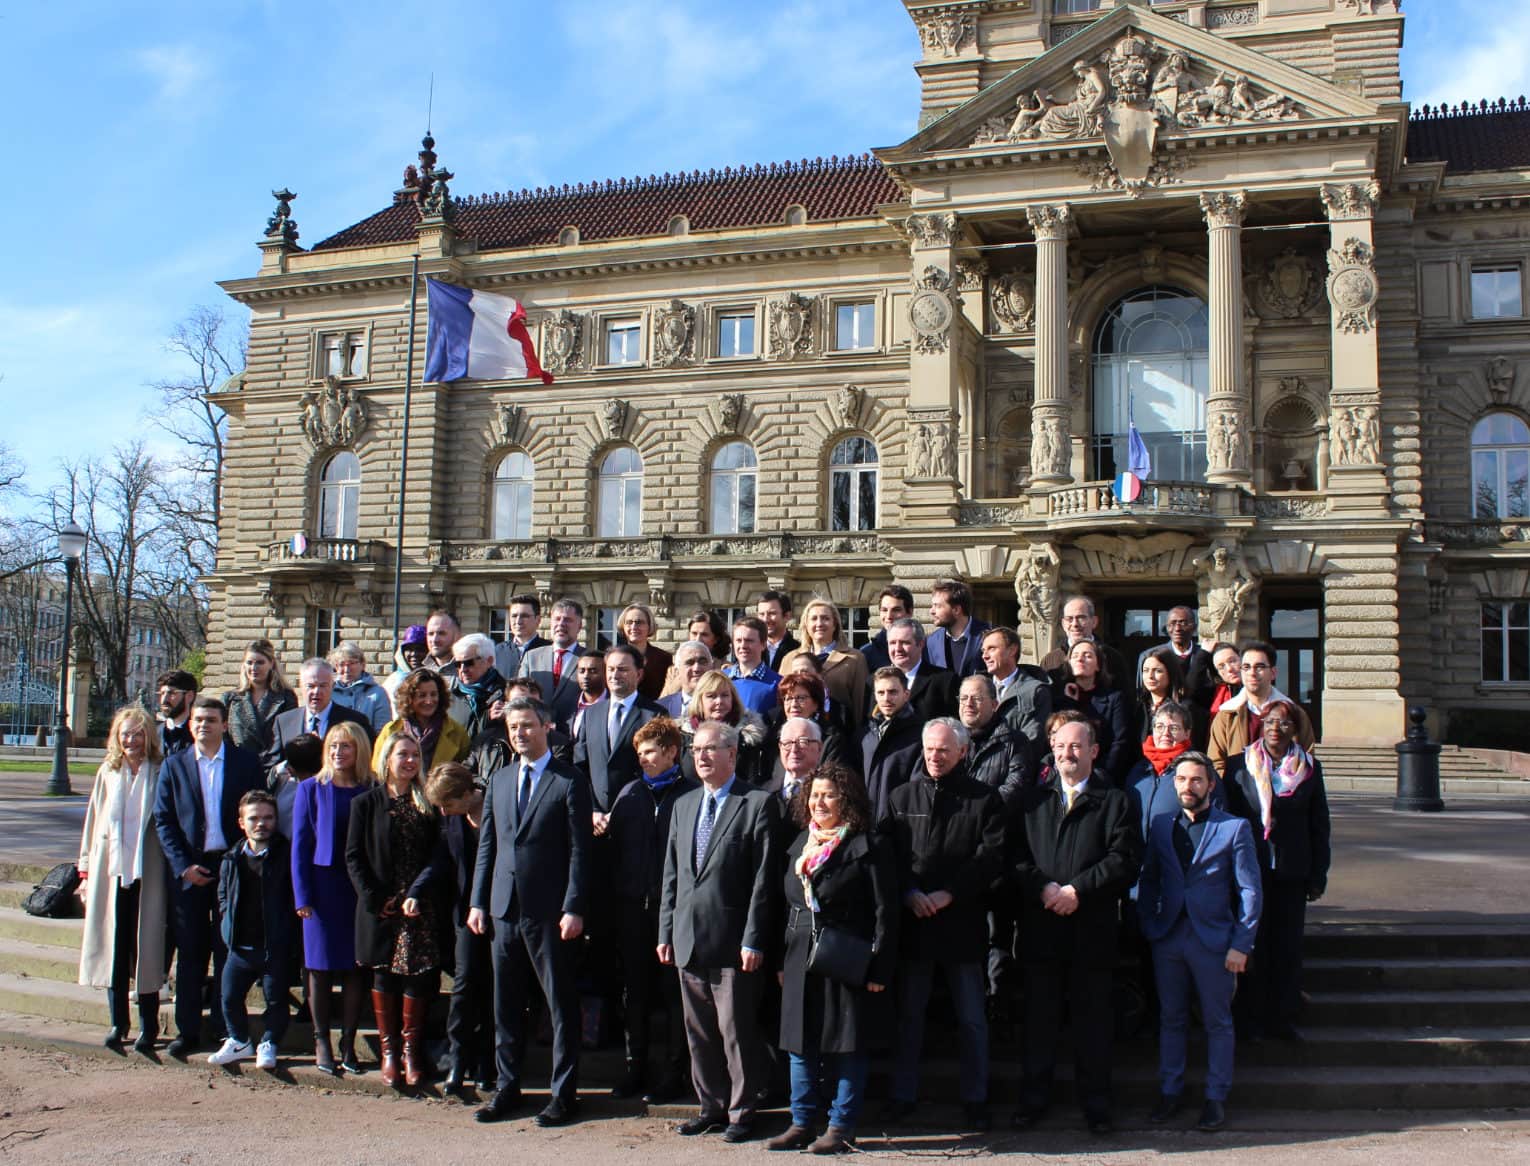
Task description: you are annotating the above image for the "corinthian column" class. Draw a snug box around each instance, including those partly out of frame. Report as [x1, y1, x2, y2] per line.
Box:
[1200, 191, 1249, 487]
[1027, 203, 1072, 486]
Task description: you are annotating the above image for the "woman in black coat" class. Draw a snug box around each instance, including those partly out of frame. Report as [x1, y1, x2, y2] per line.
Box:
[769, 764, 898, 1155]
[345, 733, 444, 1089]
[1221, 699, 1330, 1041]
[760, 672, 851, 785]
[1052, 640, 1131, 786]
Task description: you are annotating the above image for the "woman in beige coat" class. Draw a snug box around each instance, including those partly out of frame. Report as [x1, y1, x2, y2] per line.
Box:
[78, 705, 169, 1055]
[780, 598, 869, 733]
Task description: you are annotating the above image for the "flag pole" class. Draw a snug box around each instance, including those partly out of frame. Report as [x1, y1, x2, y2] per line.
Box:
[392, 253, 421, 644]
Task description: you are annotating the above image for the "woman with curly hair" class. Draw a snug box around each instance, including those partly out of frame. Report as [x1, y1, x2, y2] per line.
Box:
[371, 668, 470, 773]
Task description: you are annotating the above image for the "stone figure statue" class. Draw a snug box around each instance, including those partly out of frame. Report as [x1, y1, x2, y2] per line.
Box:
[1195, 540, 1260, 644]
[1015, 541, 1062, 664]
[1356, 405, 1380, 463]
[338, 389, 365, 445]
[911, 425, 932, 477]
[930, 424, 954, 479]
[300, 393, 321, 445]
[1022, 59, 1108, 140]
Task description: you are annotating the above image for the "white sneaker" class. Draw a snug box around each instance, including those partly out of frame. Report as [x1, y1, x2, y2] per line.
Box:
[255, 1040, 277, 1070]
[208, 1037, 254, 1066]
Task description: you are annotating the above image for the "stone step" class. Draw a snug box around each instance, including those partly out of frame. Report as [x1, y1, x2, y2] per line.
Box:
[1305, 925, 1530, 960]
[1320, 775, 1528, 795]
[1304, 956, 1530, 992]
[0, 936, 79, 982]
[1234, 1026, 1530, 1069]
[0, 861, 61, 886]
[0, 905, 84, 947]
[1303, 990, 1530, 1027]
[0, 880, 70, 914]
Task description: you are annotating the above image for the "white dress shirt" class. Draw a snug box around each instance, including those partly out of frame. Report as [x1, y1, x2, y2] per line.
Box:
[197, 744, 228, 852]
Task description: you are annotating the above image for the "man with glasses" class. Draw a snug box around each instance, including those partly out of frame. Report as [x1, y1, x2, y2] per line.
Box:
[449, 632, 507, 739]
[493, 593, 549, 680]
[264, 659, 371, 776]
[155, 669, 199, 757]
[768, 716, 822, 807]
[1137, 607, 1216, 707]
[1042, 596, 1130, 694]
[1207, 642, 1314, 772]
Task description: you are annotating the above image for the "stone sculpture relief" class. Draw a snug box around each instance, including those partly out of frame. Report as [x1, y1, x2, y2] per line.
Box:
[1255, 248, 1325, 318]
[1030, 414, 1071, 479]
[1332, 404, 1380, 465]
[541, 309, 585, 375]
[1326, 238, 1379, 334]
[906, 212, 958, 249]
[955, 259, 986, 292]
[910, 421, 955, 480]
[718, 393, 744, 433]
[493, 402, 523, 447]
[1487, 357, 1515, 402]
[990, 273, 1036, 331]
[1015, 541, 1062, 664]
[266, 188, 298, 244]
[654, 299, 695, 368]
[1207, 409, 1248, 471]
[1320, 181, 1381, 221]
[769, 292, 816, 360]
[910, 266, 959, 355]
[602, 398, 629, 440]
[918, 11, 976, 58]
[301, 377, 367, 447]
[422, 168, 454, 219]
[1076, 532, 1195, 576]
[1195, 539, 1260, 644]
[835, 384, 865, 428]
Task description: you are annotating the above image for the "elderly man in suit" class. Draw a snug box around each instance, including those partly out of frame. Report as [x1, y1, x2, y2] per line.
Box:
[1138, 751, 1261, 1133]
[469, 697, 592, 1128]
[264, 658, 372, 775]
[924, 579, 992, 680]
[493, 592, 549, 680]
[154, 697, 265, 1059]
[658, 720, 780, 1143]
[518, 598, 589, 734]
[883, 618, 958, 725]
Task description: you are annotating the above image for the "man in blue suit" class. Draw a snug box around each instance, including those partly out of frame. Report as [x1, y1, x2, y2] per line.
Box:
[924, 579, 991, 680]
[154, 696, 264, 1059]
[1137, 751, 1261, 1133]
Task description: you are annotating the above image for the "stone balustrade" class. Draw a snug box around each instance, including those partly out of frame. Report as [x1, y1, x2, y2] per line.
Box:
[440, 531, 891, 565]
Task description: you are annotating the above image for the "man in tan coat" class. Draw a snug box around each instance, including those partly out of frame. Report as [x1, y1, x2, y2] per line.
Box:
[1207, 642, 1315, 772]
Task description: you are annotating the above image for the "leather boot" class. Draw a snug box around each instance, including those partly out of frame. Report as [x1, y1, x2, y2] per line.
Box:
[401, 994, 429, 1087]
[372, 989, 403, 1087]
[134, 993, 160, 1055]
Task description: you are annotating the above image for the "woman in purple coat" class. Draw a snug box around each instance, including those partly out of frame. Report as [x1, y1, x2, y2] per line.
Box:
[291, 721, 374, 1075]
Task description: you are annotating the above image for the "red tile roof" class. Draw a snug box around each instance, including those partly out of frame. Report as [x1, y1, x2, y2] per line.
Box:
[310, 154, 902, 253]
[1407, 99, 1530, 172]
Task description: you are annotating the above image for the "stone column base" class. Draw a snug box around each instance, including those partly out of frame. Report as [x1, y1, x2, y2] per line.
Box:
[899, 481, 960, 526]
[1320, 689, 1406, 745]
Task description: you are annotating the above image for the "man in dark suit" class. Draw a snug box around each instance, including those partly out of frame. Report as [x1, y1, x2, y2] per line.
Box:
[859, 668, 925, 821]
[756, 590, 800, 673]
[1041, 596, 1131, 695]
[469, 697, 592, 1128]
[859, 585, 913, 673]
[1011, 717, 1141, 1134]
[493, 592, 550, 680]
[658, 721, 780, 1143]
[1138, 751, 1261, 1133]
[885, 618, 958, 724]
[264, 658, 372, 775]
[1136, 606, 1217, 707]
[980, 626, 1052, 758]
[518, 598, 588, 734]
[154, 696, 264, 1059]
[924, 579, 992, 680]
[574, 644, 666, 820]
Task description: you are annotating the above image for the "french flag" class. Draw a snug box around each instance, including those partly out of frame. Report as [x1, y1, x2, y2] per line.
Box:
[424, 278, 554, 384]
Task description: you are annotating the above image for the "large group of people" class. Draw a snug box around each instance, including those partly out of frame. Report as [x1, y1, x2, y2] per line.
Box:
[76, 584, 1330, 1147]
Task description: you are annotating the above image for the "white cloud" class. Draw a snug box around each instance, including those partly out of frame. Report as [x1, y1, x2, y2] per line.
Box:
[135, 43, 210, 104]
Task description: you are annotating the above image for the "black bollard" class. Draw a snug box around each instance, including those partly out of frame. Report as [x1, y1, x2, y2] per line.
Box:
[1394, 705, 1444, 812]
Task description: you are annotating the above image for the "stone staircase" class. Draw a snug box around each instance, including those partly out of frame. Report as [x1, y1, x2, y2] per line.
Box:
[2, 859, 1527, 1112]
[1314, 744, 1528, 795]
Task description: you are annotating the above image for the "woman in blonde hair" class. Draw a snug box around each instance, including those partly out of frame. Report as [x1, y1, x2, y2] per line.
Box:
[78, 705, 168, 1055]
[222, 639, 296, 754]
[780, 598, 869, 732]
[291, 720, 373, 1075]
[346, 733, 444, 1087]
[680, 670, 767, 785]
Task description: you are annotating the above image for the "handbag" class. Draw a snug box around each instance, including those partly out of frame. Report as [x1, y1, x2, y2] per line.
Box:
[22, 863, 81, 918]
[806, 917, 874, 988]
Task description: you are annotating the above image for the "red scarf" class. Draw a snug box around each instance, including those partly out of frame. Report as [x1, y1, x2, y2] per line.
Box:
[1140, 736, 1190, 775]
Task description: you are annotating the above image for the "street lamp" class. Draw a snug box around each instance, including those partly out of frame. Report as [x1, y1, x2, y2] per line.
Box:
[47, 520, 87, 797]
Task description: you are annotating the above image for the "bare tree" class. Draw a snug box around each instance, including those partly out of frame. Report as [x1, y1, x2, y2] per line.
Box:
[0, 441, 45, 582]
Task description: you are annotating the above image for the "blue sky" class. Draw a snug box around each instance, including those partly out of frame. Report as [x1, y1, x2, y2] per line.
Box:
[0, 0, 1517, 488]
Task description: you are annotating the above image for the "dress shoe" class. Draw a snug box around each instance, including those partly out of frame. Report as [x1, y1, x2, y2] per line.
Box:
[166, 1037, 193, 1062]
[766, 1125, 815, 1151]
[611, 1060, 645, 1099]
[338, 1035, 363, 1075]
[314, 1038, 337, 1077]
[962, 1104, 991, 1132]
[878, 1099, 917, 1124]
[676, 1113, 726, 1136]
[1010, 1107, 1046, 1130]
[475, 1089, 523, 1123]
[535, 1097, 581, 1128]
[103, 1028, 126, 1054]
[1149, 1093, 1182, 1124]
[132, 1032, 157, 1057]
[1086, 1112, 1115, 1135]
[722, 1120, 757, 1143]
[810, 1128, 853, 1155]
[1196, 1099, 1227, 1132]
[443, 1062, 467, 1092]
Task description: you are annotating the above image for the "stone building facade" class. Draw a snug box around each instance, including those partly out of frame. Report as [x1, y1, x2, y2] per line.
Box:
[211, 0, 1530, 747]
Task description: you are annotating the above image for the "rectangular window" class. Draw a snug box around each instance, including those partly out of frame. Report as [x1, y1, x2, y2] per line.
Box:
[487, 610, 508, 643]
[593, 607, 626, 653]
[311, 608, 343, 658]
[834, 302, 876, 351]
[715, 310, 755, 358]
[317, 329, 368, 379]
[846, 605, 875, 649]
[1482, 601, 1530, 683]
[1054, 0, 1101, 13]
[605, 317, 642, 365]
[1471, 266, 1523, 319]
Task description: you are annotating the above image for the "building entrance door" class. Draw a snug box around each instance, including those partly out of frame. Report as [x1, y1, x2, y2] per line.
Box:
[1101, 594, 1194, 689]
[1264, 596, 1323, 740]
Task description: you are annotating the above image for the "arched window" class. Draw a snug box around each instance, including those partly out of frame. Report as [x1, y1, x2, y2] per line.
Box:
[318, 451, 360, 540]
[1091, 286, 1209, 481]
[597, 446, 644, 537]
[1472, 413, 1530, 518]
[491, 450, 534, 539]
[710, 441, 758, 533]
[830, 437, 879, 531]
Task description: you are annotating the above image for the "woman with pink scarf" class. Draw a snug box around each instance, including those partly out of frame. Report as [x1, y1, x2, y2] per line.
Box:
[1221, 700, 1330, 1041]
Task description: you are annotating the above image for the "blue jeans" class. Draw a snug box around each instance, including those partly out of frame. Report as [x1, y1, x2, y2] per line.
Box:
[892, 959, 988, 1104]
[789, 1047, 869, 1133]
[222, 946, 289, 1046]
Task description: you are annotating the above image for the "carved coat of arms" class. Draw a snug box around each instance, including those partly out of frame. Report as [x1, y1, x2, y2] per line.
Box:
[769, 292, 816, 360]
[654, 300, 695, 368]
[542, 309, 584, 374]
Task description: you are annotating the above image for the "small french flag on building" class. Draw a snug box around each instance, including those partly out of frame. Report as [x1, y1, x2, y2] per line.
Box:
[424, 278, 554, 384]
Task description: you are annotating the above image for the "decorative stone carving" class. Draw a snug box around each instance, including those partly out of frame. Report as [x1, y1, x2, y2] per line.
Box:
[910, 265, 959, 355]
[648, 586, 672, 620]
[1332, 403, 1381, 465]
[422, 168, 454, 220]
[1255, 248, 1325, 318]
[1194, 539, 1260, 644]
[1207, 408, 1248, 471]
[541, 309, 585, 375]
[257, 581, 285, 624]
[653, 299, 695, 368]
[954, 259, 986, 292]
[1278, 376, 1308, 397]
[301, 377, 367, 447]
[906, 212, 958, 249]
[918, 10, 976, 58]
[493, 402, 523, 447]
[1246, 495, 1331, 519]
[1079, 152, 1188, 197]
[1026, 204, 1071, 240]
[1076, 532, 1196, 576]
[1338, 0, 1377, 15]
[718, 393, 744, 433]
[958, 501, 1026, 526]
[1320, 181, 1381, 221]
[1030, 413, 1070, 479]
[769, 292, 816, 360]
[1326, 237, 1379, 333]
[265, 188, 298, 244]
[1487, 357, 1515, 402]
[602, 398, 629, 440]
[909, 421, 956, 480]
[1014, 542, 1061, 664]
[1207, 4, 1259, 28]
[834, 384, 865, 428]
[989, 273, 1036, 331]
[1199, 190, 1246, 229]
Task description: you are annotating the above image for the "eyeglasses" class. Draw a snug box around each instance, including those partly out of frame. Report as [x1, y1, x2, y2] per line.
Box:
[1153, 723, 1188, 737]
[781, 739, 820, 751]
[1241, 663, 1272, 673]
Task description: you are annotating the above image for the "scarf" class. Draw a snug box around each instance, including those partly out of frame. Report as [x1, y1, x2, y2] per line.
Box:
[642, 763, 682, 793]
[406, 712, 446, 766]
[1218, 683, 1290, 718]
[1210, 683, 1238, 715]
[1141, 736, 1190, 775]
[1242, 739, 1314, 839]
[455, 668, 504, 726]
[794, 823, 849, 911]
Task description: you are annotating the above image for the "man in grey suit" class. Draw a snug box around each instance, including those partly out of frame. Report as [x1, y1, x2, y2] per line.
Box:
[658, 721, 780, 1143]
[493, 592, 550, 680]
[518, 598, 588, 733]
[469, 697, 591, 1128]
[264, 659, 372, 775]
[980, 626, 1051, 760]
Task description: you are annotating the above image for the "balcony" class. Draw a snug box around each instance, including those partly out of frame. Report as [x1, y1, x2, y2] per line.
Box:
[1425, 519, 1530, 548]
[959, 481, 1237, 529]
[440, 532, 890, 566]
[262, 537, 392, 575]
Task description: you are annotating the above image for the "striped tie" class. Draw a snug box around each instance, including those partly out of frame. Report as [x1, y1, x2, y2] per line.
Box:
[694, 793, 718, 871]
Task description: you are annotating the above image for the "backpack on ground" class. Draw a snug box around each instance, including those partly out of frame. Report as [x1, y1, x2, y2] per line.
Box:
[22, 862, 80, 918]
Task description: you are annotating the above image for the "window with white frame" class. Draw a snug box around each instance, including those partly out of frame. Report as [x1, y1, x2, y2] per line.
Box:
[491, 450, 534, 539]
[318, 451, 361, 540]
[597, 446, 644, 537]
[715, 309, 756, 358]
[605, 317, 643, 365]
[710, 441, 758, 534]
[834, 301, 876, 351]
[1054, 0, 1101, 13]
[1472, 413, 1530, 518]
[846, 604, 875, 648]
[1471, 265, 1523, 319]
[318, 330, 368, 379]
[1482, 601, 1530, 683]
[593, 607, 626, 652]
[830, 436, 879, 531]
[487, 610, 508, 643]
[311, 608, 344, 657]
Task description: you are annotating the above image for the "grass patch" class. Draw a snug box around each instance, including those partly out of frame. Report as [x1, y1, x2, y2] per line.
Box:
[0, 760, 97, 776]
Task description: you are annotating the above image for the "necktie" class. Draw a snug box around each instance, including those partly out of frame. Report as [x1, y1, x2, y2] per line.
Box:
[552, 649, 565, 684]
[516, 763, 532, 817]
[1064, 784, 1078, 815]
[609, 699, 625, 741]
[783, 779, 799, 804]
[307, 713, 319, 734]
[694, 793, 717, 870]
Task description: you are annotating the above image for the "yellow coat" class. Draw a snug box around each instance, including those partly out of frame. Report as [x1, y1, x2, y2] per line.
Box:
[371, 715, 470, 776]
